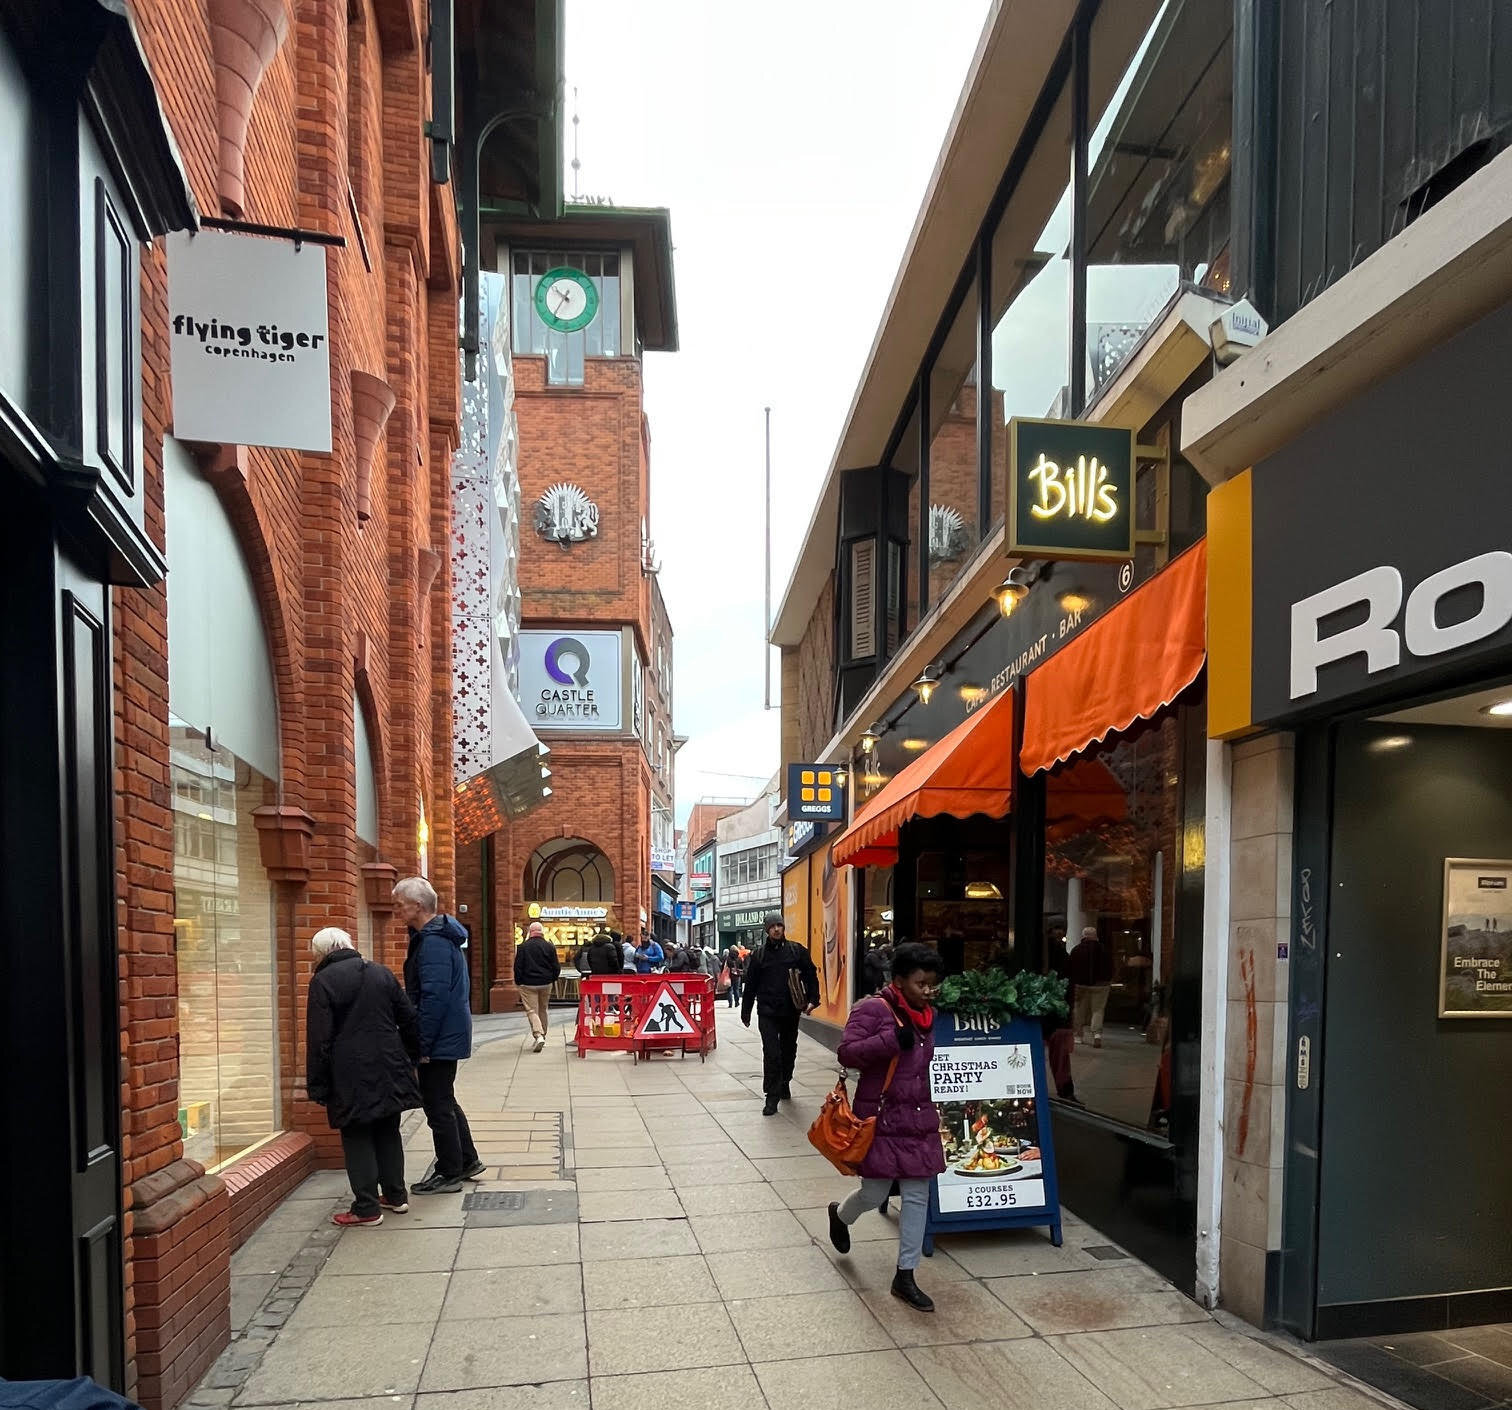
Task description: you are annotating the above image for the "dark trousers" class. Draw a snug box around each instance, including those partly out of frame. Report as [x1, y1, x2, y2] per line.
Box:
[340, 1112, 406, 1216]
[757, 1009, 800, 1094]
[727, 974, 743, 1007]
[419, 1059, 478, 1177]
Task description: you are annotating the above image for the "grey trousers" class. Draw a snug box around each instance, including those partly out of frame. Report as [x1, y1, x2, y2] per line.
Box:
[838, 1176, 930, 1270]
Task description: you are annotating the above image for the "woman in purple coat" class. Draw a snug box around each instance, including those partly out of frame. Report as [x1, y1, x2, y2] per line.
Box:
[827, 942, 946, 1311]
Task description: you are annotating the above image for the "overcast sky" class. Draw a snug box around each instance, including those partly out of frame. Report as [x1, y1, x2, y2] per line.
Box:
[562, 0, 992, 823]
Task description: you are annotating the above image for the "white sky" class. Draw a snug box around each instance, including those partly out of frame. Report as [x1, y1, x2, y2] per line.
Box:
[562, 0, 993, 824]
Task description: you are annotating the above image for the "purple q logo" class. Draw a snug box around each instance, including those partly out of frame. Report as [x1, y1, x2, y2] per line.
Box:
[545, 637, 591, 687]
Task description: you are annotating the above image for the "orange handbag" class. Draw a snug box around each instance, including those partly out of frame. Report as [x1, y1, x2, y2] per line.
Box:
[807, 1058, 899, 1176]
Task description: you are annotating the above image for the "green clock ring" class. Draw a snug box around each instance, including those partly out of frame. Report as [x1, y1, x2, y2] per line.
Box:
[534, 267, 600, 333]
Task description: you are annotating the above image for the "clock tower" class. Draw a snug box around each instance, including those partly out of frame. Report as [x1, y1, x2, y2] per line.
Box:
[456, 206, 680, 1008]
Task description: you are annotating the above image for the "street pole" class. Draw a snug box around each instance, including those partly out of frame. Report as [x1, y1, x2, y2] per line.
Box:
[764, 405, 772, 711]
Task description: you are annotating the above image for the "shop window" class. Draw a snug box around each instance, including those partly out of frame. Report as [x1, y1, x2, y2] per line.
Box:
[1042, 708, 1186, 1134]
[925, 279, 980, 606]
[989, 81, 1074, 526]
[916, 843, 1013, 975]
[172, 722, 280, 1169]
[1085, 1, 1234, 396]
[510, 248, 622, 386]
[526, 836, 615, 903]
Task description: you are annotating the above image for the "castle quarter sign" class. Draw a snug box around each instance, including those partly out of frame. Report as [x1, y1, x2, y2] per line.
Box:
[1006, 418, 1136, 563]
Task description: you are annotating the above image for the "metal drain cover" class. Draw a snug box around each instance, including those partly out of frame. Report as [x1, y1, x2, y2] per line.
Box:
[462, 1191, 527, 1212]
[1083, 1245, 1129, 1261]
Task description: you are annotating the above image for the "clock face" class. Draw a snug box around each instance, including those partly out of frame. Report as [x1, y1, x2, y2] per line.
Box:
[534, 267, 600, 333]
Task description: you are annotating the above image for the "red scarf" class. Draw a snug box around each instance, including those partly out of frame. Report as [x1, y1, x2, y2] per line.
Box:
[885, 982, 933, 1030]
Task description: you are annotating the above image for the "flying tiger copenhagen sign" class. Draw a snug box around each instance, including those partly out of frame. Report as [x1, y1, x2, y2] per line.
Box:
[1006, 418, 1136, 562]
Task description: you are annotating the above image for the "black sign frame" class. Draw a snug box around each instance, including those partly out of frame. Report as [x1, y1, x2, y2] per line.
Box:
[1006, 417, 1136, 563]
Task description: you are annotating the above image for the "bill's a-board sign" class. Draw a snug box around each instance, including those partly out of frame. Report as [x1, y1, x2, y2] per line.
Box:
[786, 763, 847, 821]
[923, 1013, 1062, 1251]
[1208, 299, 1512, 736]
[517, 630, 624, 731]
[167, 230, 332, 452]
[1006, 418, 1135, 562]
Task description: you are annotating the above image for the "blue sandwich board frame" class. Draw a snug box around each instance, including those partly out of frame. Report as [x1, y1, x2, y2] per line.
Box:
[922, 1013, 1062, 1254]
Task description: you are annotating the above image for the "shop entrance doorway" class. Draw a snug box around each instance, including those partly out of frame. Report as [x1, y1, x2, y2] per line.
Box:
[1289, 685, 1512, 1405]
[0, 479, 125, 1385]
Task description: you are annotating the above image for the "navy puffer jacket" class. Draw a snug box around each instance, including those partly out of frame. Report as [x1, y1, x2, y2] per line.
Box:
[403, 914, 473, 1060]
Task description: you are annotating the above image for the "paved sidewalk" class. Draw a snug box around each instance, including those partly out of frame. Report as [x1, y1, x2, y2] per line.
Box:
[191, 1005, 1396, 1410]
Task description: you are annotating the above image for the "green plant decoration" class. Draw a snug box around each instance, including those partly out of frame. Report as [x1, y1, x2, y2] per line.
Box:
[937, 966, 1068, 1024]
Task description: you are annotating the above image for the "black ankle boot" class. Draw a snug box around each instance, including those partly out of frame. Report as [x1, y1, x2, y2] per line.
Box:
[891, 1268, 935, 1312]
[827, 1201, 851, 1254]
[762, 1097, 778, 1116]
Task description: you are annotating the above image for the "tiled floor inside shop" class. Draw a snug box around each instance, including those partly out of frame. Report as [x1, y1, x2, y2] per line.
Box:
[1317, 1328, 1512, 1410]
[191, 1004, 1414, 1410]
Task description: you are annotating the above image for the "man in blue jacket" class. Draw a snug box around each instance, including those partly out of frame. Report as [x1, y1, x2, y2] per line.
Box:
[633, 929, 665, 973]
[394, 876, 482, 1193]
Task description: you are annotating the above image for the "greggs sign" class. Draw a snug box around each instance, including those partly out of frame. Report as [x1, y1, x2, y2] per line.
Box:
[1006, 418, 1135, 562]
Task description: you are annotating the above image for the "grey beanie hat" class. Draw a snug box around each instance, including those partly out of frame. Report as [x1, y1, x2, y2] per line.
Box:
[763, 912, 785, 930]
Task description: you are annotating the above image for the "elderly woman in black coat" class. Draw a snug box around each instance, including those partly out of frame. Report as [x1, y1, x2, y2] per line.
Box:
[306, 928, 423, 1227]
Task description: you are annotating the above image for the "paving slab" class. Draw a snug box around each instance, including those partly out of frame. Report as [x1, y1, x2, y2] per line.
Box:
[323, 1228, 462, 1276]
[906, 1337, 1124, 1410]
[416, 1386, 588, 1410]
[577, 1190, 685, 1222]
[724, 1287, 893, 1362]
[286, 1272, 450, 1329]
[573, 1167, 672, 1193]
[588, 1364, 767, 1410]
[581, 1254, 720, 1311]
[586, 1303, 745, 1376]
[441, 1263, 585, 1319]
[754, 1349, 944, 1410]
[419, 1313, 587, 1390]
[688, 1208, 810, 1253]
[454, 1223, 580, 1268]
[704, 1244, 848, 1301]
[986, 1266, 1210, 1337]
[235, 1323, 433, 1404]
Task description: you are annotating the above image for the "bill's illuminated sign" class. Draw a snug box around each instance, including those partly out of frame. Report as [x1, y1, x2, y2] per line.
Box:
[1007, 418, 1135, 562]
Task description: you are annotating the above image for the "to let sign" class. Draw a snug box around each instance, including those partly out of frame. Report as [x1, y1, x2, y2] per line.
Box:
[786, 763, 847, 821]
[1006, 418, 1135, 562]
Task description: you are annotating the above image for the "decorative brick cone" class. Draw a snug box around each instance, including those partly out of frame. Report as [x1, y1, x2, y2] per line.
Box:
[209, 0, 289, 218]
[351, 370, 396, 522]
[417, 546, 443, 596]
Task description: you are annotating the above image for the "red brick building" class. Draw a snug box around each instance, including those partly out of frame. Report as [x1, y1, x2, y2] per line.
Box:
[454, 208, 679, 1002]
[0, 0, 559, 1404]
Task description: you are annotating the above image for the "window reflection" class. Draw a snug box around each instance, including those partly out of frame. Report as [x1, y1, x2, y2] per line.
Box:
[1042, 710, 1184, 1134]
[1085, 0, 1234, 396]
[926, 280, 980, 604]
[172, 721, 280, 1169]
[917, 845, 1013, 975]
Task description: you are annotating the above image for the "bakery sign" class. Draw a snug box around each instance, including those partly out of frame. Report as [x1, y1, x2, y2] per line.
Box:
[1006, 418, 1135, 562]
[167, 229, 333, 452]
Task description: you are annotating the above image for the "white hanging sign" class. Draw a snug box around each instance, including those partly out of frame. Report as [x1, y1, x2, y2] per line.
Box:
[167, 230, 333, 452]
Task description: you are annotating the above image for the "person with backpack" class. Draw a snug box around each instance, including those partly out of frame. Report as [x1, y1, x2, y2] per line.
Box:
[721, 941, 749, 1008]
[305, 927, 422, 1227]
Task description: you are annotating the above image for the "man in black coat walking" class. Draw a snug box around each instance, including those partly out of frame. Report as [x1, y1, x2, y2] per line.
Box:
[514, 921, 562, 1052]
[305, 927, 422, 1227]
[741, 913, 820, 1115]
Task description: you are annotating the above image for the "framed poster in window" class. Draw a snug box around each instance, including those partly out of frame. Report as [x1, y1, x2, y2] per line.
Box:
[1440, 859, 1512, 1018]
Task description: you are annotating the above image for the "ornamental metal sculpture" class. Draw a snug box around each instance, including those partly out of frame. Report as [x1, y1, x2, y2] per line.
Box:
[535, 481, 600, 548]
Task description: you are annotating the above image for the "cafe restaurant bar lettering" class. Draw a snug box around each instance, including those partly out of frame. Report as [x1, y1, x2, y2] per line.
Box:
[1007, 418, 1136, 562]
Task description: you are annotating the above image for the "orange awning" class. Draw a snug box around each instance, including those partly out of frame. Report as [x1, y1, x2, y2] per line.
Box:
[1020, 539, 1206, 775]
[833, 688, 1016, 868]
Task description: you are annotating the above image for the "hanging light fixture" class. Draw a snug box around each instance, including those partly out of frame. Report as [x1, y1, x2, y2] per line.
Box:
[994, 568, 1034, 617]
[859, 725, 882, 754]
[912, 665, 940, 704]
[831, 760, 850, 791]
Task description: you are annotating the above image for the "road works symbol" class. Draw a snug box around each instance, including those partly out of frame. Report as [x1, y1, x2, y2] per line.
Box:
[633, 984, 697, 1037]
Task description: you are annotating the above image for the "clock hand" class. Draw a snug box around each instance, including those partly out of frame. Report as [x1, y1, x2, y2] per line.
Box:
[553, 286, 574, 314]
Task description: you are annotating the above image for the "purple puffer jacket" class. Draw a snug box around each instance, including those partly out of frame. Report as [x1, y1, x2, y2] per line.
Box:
[837, 994, 946, 1181]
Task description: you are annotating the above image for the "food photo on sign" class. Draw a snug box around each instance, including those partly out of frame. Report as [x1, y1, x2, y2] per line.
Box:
[930, 1046, 1045, 1213]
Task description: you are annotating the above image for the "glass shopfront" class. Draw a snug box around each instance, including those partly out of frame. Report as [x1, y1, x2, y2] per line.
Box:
[171, 723, 280, 1167]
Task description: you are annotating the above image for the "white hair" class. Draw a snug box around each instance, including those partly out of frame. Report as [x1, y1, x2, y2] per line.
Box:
[393, 876, 438, 911]
[311, 927, 355, 957]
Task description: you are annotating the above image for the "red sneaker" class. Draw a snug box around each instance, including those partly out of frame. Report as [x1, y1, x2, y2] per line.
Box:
[332, 1210, 383, 1228]
[379, 1196, 409, 1213]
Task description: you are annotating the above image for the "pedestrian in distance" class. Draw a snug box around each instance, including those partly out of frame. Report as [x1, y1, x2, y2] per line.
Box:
[394, 876, 484, 1193]
[721, 941, 749, 1008]
[619, 931, 637, 973]
[741, 913, 819, 1115]
[862, 937, 892, 994]
[304, 927, 422, 1228]
[583, 927, 624, 975]
[1068, 924, 1112, 1046]
[633, 931, 665, 973]
[827, 941, 947, 1312]
[514, 920, 561, 1052]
